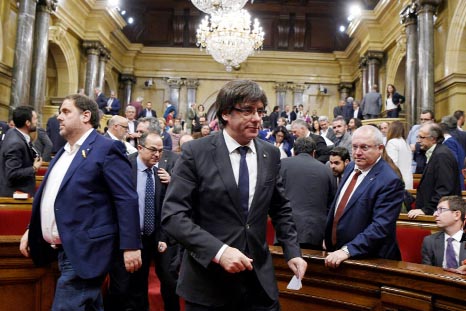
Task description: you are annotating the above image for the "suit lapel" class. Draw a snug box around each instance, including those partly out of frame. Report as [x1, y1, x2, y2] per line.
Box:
[341, 160, 382, 216]
[434, 233, 445, 267]
[13, 129, 34, 158]
[212, 133, 243, 221]
[58, 130, 97, 193]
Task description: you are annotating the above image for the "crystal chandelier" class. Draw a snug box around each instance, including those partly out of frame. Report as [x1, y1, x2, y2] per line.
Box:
[196, 10, 264, 72]
[191, 0, 249, 15]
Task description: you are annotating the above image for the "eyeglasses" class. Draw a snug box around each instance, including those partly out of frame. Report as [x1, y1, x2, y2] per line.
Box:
[435, 207, 452, 214]
[117, 124, 129, 130]
[140, 145, 163, 154]
[232, 107, 266, 118]
[352, 144, 377, 151]
[416, 135, 432, 140]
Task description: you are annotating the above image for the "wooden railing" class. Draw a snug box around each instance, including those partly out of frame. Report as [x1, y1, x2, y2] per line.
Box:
[272, 246, 466, 311]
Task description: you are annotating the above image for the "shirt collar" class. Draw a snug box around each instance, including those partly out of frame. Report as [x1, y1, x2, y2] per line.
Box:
[137, 155, 155, 172]
[223, 130, 257, 155]
[426, 144, 437, 162]
[15, 127, 30, 143]
[64, 128, 93, 153]
[445, 230, 464, 242]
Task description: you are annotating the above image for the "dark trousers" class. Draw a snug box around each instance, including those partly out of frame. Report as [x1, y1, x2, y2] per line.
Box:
[105, 235, 180, 311]
[185, 270, 280, 311]
[387, 109, 399, 118]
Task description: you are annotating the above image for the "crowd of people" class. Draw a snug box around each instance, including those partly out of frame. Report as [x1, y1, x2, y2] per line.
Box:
[0, 79, 465, 311]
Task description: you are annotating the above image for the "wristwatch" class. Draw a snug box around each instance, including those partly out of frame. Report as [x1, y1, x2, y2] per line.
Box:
[340, 246, 351, 257]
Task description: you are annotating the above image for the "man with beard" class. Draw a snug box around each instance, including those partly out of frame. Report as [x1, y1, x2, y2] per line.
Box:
[328, 147, 351, 186]
[0, 106, 42, 197]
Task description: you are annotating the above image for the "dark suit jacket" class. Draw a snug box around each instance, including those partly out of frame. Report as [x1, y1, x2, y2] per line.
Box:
[280, 111, 296, 123]
[137, 109, 157, 119]
[96, 93, 108, 111]
[422, 232, 466, 267]
[28, 130, 141, 279]
[324, 159, 404, 260]
[128, 150, 179, 243]
[333, 106, 344, 118]
[0, 128, 36, 196]
[280, 153, 336, 247]
[32, 128, 53, 162]
[105, 98, 121, 115]
[450, 128, 466, 155]
[269, 111, 279, 130]
[46, 115, 66, 154]
[308, 132, 330, 163]
[126, 120, 139, 147]
[161, 132, 301, 306]
[0, 121, 9, 149]
[416, 144, 462, 215]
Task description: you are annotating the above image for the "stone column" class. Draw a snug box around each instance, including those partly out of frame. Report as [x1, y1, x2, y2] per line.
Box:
[291, 84, 306, 107]
[167, 78, 183, 113]
[98, 49, 110, 94]
[10, 0, 38, 109]
[120, 74, 136, 106]
[366, 51, 384, 91]
[274, 83, 288, 111]
[30, 0, 57, 120]
[359, 57, 368, 96]
[417, 0, 442, 113]
[339, 83, 353, 100]
[185, 78, 199, 107]
[83, 41, 103, 98]
[401, 2, 419, 127]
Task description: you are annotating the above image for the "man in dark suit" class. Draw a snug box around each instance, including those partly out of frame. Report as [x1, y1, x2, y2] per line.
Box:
[333, 100, 345, 118]
[125, 105, 139, 147]
[324, 125, 404, 268]
[291, 119, 330, 163]
[280, 104, 296, 124]
[104, 90, 121, 115]
[19, 94, 142, 310]
[46, 113, 67, 154]
[107, 132, 180, 311]
[94, 86, 107, 112]
[0, 106, 42, 197]
[0, 120, 10, 149]
[269, 106, 280, 130]
[408, 123, 462, 218]
[280, 137, 336, 250]
[422, 196, 466, 268]
[162, 80, 307, 310]
[138, 101, 157, 119]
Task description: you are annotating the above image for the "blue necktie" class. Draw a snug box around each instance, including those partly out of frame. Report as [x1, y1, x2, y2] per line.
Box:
[143, 168, 155, 235]
[238, 146, 249, 220]
[446, 237, 458, 268]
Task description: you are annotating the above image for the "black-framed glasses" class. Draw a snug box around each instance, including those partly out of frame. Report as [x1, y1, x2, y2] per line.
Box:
[232, 107, 266, 118]
[140, 145, 163, 154]
[117, 124, 129, 130]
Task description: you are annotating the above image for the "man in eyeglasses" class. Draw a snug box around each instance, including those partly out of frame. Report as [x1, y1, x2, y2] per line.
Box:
[324, 125, 404, 268]
[162, 79, 307, 311]
[104, 115, 137, 155]
[408, 123, 461, 219]
[421, 195, 466, 268]
[106, 132, 181, 311]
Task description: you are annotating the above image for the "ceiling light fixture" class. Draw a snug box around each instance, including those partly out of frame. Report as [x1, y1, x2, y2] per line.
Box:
[196, 10, 264, 72]
[191, 0, 249, 15]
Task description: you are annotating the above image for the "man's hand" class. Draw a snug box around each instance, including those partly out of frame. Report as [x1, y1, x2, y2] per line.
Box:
[219, 247, 253, 273]
[407, 209, 425, 219]
[157, 241, 167, 253]
[123, 249, 142, 273]
[19, 230, 30, 257]
[157, 168, 171, 184]
[325, 249, 350, 268]
[33, 157, 43, 172]
[287, 257, 307, 279]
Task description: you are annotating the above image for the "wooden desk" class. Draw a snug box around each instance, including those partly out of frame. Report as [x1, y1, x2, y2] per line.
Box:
[272, 246, 466, 311]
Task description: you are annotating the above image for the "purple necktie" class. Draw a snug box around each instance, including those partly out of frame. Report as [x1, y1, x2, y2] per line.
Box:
[446, 237, 458, 269]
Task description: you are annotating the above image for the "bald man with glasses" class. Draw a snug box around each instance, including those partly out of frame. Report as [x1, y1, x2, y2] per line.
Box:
[105, 115, 137, 154]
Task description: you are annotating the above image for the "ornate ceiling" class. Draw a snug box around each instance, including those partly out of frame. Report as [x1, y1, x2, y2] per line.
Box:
[118, 0, 380, 53]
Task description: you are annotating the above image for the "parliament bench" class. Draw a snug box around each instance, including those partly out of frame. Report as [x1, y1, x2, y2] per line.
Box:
[0, 197, 33, 235]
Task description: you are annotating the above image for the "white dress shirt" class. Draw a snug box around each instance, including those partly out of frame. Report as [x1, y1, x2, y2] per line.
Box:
[41, 128, 93, 245]
[442, 230, 463, 268]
